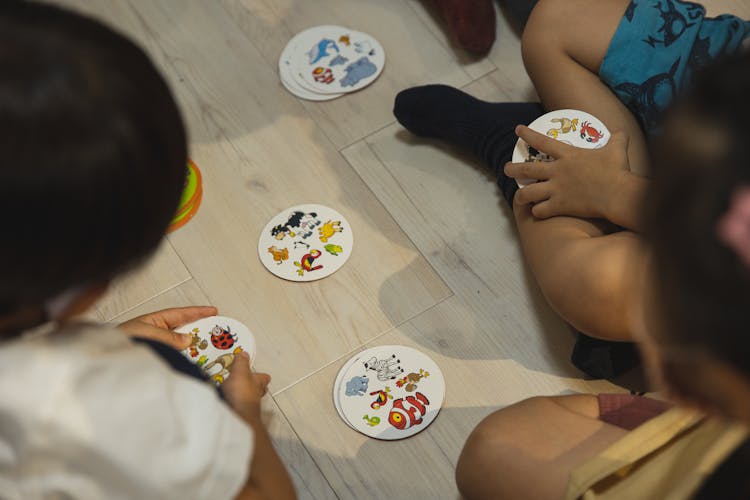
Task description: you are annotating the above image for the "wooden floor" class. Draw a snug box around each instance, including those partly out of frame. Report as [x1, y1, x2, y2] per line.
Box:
[54, 1, 749, 498]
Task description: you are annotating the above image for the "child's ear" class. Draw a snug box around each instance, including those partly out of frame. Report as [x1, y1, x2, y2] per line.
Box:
[60, 281, 110, 321]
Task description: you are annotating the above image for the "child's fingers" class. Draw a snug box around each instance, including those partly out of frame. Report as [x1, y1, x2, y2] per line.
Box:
[117, 321, 192, 350]
[530, 200, 556, 219]
[514, 182, 551, 206]
[515, 125, 570, 158]
[505, 161, 551, 182]
[143, 306, 219, 330]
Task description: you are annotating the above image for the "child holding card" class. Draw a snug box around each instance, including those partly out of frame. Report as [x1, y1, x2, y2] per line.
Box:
[394, 0, 750, 354]
[456, 49, 750, 499]
[0, 2, 294, 499]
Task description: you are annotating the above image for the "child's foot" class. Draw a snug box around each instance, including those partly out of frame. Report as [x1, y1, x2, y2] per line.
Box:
[429, 0, 496, 54]
[393, 84, 543, 207]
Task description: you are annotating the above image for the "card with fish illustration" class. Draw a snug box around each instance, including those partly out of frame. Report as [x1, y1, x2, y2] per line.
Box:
[511, 109, 611, 187]
[278, 26, 344, 101]
[258, 204, 354, 282]
[176, 316, 256, 386]
[290, 26, 385, 95]
[333, 345, 445, 440]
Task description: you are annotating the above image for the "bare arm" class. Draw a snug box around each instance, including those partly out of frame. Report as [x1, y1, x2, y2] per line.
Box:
[223, 353, 297, 500]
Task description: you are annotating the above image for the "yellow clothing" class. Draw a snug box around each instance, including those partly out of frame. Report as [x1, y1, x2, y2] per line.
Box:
[566, 407, 749, 500]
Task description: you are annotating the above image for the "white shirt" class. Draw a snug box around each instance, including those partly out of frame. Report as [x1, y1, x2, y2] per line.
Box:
[0, 322, 252, 499]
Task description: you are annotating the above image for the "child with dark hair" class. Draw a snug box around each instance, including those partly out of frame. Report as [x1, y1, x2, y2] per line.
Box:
[455, 47, 750, 500]
[394, 0, 750, 376]
[0, 2, 294, 498]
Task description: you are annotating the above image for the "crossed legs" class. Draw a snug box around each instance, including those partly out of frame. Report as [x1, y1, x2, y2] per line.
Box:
[513, 0, 648, 341]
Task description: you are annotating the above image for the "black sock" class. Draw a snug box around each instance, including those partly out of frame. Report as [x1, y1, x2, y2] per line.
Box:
[393, 84, 543, 207]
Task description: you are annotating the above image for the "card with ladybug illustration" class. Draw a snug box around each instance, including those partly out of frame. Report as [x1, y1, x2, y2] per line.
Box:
[333, 345, 445, 440]
[258, 204, 353, 282]
[289, 26, 385, 95]
[176, 316, 256, 386]
[511, 109, 611, 187]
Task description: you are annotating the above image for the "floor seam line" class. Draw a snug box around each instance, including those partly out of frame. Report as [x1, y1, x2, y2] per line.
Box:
[104, 276, 193, 323]
[271, 291, 454, 397]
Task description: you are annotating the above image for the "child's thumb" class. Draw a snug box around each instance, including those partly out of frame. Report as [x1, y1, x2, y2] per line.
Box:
[230, 351, 252, 374]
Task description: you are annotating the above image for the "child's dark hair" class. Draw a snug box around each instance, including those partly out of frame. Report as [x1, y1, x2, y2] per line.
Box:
[0, 1, 186, 312]
[643, 49, 750, 381]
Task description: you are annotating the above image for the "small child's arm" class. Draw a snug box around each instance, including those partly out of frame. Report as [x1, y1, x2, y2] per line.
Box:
[224, 353, 297, 500]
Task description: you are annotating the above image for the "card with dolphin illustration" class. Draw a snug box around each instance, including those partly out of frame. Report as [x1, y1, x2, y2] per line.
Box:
[280, 25, 385, 98]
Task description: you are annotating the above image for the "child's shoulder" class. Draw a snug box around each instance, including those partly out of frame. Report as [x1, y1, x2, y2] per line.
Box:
[0, 321, 253, 498]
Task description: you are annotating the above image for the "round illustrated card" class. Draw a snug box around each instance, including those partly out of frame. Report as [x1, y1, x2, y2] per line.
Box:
[176, 316, 256, 386]
[279, 26, 344, 101]
[334, 345, 445, 440]
[511, 109, 610, 187]
[332, 352, 364, 430]
[258, 204, 353, 282]
[291, 26, 385, 95]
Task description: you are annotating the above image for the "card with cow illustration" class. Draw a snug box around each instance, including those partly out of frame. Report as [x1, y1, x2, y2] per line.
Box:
[511, 109, 611, 187]
[333, 345, 445, 440]
[288, 26, 385, 95]
[258, 204, 353, 282]
[176, 316, 256, 386]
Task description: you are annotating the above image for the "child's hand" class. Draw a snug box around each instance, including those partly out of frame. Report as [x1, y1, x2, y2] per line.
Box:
[223, 351, 271, 422]
[504, 125, 632, 221]
[118, 306, 217, 350]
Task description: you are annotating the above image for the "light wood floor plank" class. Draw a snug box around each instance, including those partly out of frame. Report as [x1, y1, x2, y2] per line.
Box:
[111, 279, 338, 500]
[343, 127, 578, 375]
[54, 0, 451, 391]
[95, 241, 191, 322]
[220, 0, 476, 148]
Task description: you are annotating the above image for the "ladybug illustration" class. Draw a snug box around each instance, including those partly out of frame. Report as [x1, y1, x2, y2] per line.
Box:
[210, 325, 237, 350]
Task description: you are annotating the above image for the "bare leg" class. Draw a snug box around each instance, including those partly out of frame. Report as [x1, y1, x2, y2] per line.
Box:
[514, 0, 649, 340]
[456, 395, 627, 499]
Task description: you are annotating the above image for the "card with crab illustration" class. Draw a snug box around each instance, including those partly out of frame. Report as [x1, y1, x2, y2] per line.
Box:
[332, 345, 445, 440]
[257, 204, 353, 282]
[511, 109, 611, 187]
[176, 315, 256, 386]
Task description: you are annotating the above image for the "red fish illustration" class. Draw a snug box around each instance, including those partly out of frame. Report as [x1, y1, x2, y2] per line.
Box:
[388, 392, 430, 430]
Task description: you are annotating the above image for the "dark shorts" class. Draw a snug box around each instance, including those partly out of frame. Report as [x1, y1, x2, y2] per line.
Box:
[599, 0, 750, 134]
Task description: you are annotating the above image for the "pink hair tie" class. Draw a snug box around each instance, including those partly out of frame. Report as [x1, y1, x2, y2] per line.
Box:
[716, 186, 750, 267]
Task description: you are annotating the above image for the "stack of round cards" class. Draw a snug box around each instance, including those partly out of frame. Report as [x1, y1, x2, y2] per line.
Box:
[512, 109, 611, 187]
[176, 316, 257, 386]
[167, 159, 202, 233]
[279, 25, 385, 101]
[258, 204, 353, 282]
[333, 345, 445, 440]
